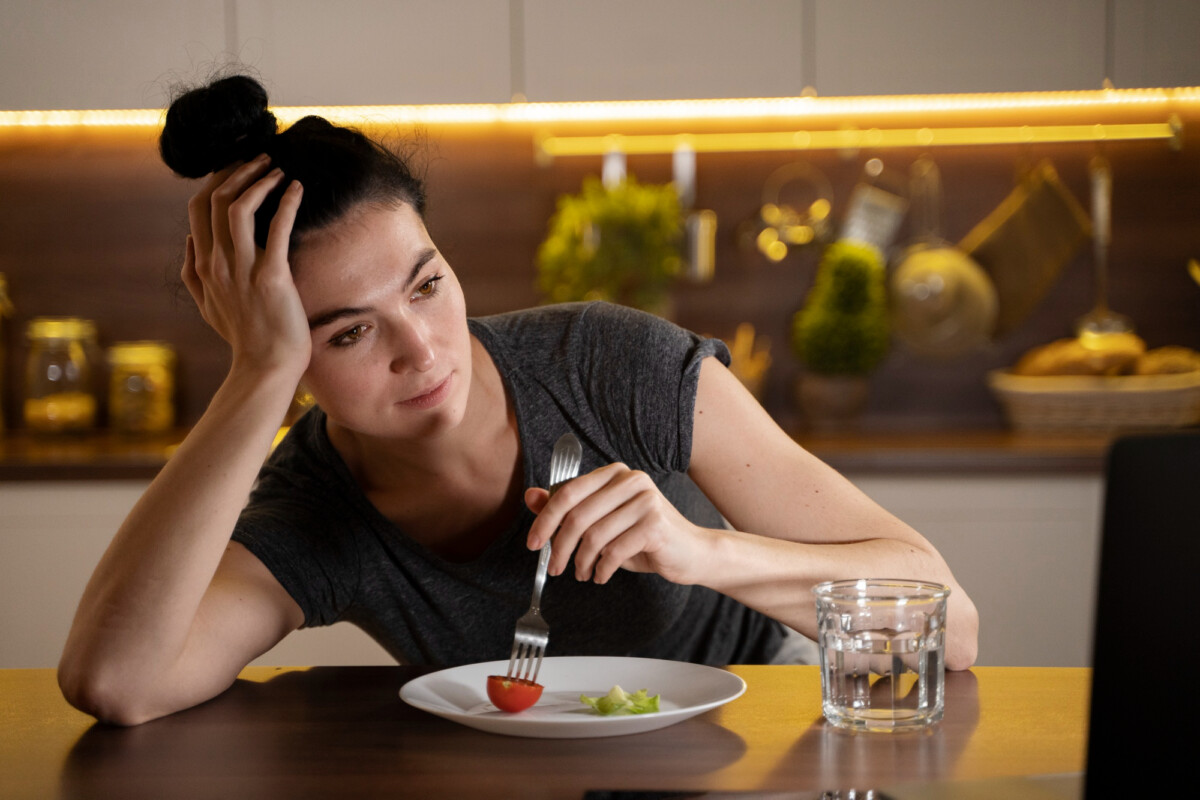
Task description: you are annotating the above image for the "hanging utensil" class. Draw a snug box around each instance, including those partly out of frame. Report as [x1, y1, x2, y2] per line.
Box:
[673, 144, 717, 283]
[743, 161, 833, 262]
[890, 156, 998, 358]
[1075, 155, 1134, 337]
[959, 160, 1089, 338]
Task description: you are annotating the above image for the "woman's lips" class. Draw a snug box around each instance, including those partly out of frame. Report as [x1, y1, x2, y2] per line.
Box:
[400, 374, 452, 409]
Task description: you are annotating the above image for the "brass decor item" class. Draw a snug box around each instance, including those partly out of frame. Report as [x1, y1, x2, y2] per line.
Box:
[23, 316, 99, 434]
[107, 341, 176, 435]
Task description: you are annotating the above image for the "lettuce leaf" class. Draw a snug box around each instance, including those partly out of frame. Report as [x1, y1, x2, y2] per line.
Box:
[579, 685, 660, 715]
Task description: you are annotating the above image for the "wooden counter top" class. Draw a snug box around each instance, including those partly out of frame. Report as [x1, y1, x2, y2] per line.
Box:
[0, 427, 1116, 481]
[793, 428, 1115, 473]
[0, 665, 1089, 799]
[0, 430, 185, 481]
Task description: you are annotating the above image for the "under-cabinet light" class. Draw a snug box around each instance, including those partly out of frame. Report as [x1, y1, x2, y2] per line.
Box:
[2, 88, 1196, 152]
[538, 121, 1182, 156]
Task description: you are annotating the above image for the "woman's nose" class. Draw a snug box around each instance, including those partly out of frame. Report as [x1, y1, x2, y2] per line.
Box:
[390, 321, 435, 373]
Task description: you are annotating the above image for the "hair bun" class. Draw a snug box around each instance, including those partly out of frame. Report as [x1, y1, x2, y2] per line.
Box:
[160, 75, 278, 178]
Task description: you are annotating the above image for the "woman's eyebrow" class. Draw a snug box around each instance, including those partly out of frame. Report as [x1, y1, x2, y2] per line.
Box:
[404, 248, 439, 289]
[308, 305, 371, 331]
[307, 248, 440, 330]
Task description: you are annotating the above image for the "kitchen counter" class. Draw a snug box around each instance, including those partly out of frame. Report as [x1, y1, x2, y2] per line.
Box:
[0, 430, 185, 481]
[789, 428, 1114, 473]
[0, 427, 1115, 481]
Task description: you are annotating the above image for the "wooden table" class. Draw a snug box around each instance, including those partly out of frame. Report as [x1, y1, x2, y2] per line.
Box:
[1, 665, 1089, 799]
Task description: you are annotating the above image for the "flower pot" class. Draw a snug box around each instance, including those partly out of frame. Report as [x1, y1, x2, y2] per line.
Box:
[795, 374, 869, 430]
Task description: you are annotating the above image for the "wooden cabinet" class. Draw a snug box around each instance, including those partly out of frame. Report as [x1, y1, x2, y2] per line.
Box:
[812, 0, 1200, 96]
[0, 0, 226, 110]
[811, 0, 1107, 95]
[3, 1, 1198, 110]
[234, 0, 512, 105]
[1111, 0, 1200, 88]
[0, 474, 1102, 669]
[520, 0, 808, 101]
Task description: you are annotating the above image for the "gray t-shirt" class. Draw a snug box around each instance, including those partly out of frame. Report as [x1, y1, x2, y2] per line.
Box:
[232, 301, 783, 666]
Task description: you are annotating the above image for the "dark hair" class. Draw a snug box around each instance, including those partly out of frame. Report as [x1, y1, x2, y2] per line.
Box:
[159, 74, 426, 250]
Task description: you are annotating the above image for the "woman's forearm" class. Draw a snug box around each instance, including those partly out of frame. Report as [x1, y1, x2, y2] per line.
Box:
[686, 359, 979, 669]
[694, 526, 980, 670]
[58, 366, 300, 710]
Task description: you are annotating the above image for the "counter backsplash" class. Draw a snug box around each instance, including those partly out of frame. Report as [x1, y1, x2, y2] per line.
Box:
[2, 121, 1198, 436]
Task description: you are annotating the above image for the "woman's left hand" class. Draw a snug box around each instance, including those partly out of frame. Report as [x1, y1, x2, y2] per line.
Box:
[523, 464, 714, 585]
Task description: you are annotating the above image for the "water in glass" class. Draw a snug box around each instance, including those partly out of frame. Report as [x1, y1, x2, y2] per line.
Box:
[814, 579, 949, 732]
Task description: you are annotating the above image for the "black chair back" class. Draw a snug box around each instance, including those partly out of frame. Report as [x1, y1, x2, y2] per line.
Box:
[1086, 431, 1200, 794]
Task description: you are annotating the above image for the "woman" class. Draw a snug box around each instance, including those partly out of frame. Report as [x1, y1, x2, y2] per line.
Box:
[59, 75, 978, 725]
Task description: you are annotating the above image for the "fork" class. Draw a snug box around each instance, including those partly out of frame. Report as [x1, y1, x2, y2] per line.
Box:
[506, 432, 582, 684]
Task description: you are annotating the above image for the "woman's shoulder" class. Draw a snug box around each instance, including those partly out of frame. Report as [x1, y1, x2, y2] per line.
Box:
[469, 301, 681, 354]
[470, 300, 608, 334]
[253, 406, 356, 506]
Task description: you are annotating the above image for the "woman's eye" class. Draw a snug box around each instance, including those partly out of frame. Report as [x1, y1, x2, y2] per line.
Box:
[330, 324, 368, 347]
[414, 275, 443, 298]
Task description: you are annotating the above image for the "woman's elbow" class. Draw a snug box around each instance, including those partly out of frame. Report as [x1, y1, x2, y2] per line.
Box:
[57, 656, 158, 726]
[945, 597, 980, 671]
[946, 638, 978, 672]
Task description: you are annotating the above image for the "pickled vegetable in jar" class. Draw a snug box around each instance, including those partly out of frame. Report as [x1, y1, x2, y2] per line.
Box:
[107, 341, 176, 435]
[24, 317, 99, 434]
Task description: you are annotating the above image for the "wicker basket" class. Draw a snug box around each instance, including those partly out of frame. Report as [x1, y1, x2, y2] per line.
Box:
[987, 369, 1200, 433]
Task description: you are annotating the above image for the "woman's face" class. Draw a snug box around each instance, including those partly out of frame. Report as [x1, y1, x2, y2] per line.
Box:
[290, 202, 474, 441]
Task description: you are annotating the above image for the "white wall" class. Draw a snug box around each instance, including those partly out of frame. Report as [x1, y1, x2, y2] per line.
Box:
[0, 474, 1103, 669]
[2, 0, 1198, 110]
[0, 481, 393, 669]
[852, 473, 1104, 668]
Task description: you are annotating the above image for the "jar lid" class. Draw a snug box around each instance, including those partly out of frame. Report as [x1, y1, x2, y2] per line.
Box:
[26, 316, 97, 341]
[107, 340, 176, 366]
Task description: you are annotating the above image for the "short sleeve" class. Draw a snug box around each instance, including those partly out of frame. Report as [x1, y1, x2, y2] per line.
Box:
[573, 303, 731, 474]
[231, 416, 362, 628]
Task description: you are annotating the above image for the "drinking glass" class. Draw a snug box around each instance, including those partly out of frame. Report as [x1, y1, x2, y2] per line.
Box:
[813, 578, 949, 732]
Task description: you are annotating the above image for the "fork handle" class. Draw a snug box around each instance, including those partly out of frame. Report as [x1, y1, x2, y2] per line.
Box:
[528, 475, 573, 611]
[529, 540, 551, 611]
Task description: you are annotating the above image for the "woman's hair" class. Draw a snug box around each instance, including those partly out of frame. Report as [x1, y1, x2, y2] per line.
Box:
[159, 74, 426, 250]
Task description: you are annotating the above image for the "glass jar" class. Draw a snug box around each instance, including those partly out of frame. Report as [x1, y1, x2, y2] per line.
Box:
[24, 316, 99, 434]
[0, 273, 12, 433]
[107, 341, 176, 435]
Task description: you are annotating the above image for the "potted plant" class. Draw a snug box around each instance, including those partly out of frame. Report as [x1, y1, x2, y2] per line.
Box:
[536, 176, 683, 315]
[791, 240, 890, 427]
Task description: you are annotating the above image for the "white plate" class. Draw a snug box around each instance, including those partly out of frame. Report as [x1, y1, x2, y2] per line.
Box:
[398, 656, 746, 738]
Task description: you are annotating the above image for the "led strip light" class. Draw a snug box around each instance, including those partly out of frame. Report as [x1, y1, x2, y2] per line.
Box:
[2, 87, 1194, 152]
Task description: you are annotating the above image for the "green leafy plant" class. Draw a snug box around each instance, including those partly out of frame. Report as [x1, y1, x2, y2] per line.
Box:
[537, 176, 683, 313]
[791, 240, 890, 375]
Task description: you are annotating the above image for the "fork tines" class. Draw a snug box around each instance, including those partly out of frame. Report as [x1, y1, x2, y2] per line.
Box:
[507, 634, 546, 683]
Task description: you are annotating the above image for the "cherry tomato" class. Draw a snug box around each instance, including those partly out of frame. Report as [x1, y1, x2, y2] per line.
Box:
[486, 675, 544, 713]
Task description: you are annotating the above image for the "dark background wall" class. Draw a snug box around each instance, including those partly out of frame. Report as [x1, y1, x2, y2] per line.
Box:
[2, 114, 1198, 433]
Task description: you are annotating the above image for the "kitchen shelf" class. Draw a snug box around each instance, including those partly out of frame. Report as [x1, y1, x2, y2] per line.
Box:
[0, 428, 1117, 482]
[791, 429, 1114, 474]
[0, 430, 185, 481]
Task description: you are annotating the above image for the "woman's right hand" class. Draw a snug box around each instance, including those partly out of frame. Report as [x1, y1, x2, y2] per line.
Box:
[182, 154, 310, 379]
